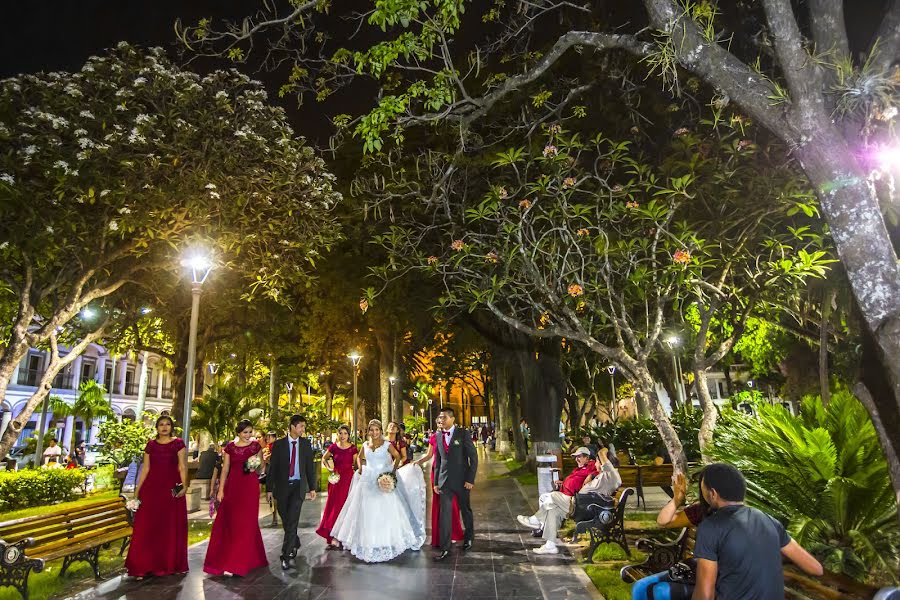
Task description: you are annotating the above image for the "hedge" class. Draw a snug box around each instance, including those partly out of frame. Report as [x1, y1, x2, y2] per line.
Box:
[0, 468, 88, 512]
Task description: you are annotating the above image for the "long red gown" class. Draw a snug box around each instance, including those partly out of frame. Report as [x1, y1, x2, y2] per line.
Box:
[429, 433, 465, 547]
[125, 438, 188, 577]
[316, 443, 358, 543]
[203, 441, 268, 576]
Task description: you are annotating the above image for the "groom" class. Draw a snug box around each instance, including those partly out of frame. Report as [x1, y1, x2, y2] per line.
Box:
[266, 414, 317, 569]
[433, 407, 478, 561]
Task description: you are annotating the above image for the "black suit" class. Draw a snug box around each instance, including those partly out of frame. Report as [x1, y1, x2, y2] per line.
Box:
[266, 435, 317, 559]
[433, 426, 478, 550]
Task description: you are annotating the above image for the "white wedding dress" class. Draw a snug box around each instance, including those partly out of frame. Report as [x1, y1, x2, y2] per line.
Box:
[330, 441, 426, 562]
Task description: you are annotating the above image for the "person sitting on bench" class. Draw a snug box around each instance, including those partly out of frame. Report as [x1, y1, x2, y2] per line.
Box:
[515, 447, 619, 555]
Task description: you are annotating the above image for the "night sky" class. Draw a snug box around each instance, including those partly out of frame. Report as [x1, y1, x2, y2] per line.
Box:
[0, 1, 890, 144]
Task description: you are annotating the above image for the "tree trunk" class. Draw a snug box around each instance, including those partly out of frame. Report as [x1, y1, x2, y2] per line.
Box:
[796, 132, 900, 492]
[269, 359, 280, 423]
[819, 287, 836, 405]
[323, 378, 334, 421]
[391, 336, 402, 422]
[693, 366, 718, 463]
[491, 350, 515, 455]
[376, 332, 391, 424]
[634, 367, 687, 474]
[853, 382, 900, 526]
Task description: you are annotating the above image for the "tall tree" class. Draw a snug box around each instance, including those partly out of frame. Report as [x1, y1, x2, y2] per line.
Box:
[183, 0, 900, 497]
[0, 44, 341, 458]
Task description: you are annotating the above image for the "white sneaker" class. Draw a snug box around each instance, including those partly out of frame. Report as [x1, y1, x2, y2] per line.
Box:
[517, 515, 540, 529]
[533, 542, 559, 555]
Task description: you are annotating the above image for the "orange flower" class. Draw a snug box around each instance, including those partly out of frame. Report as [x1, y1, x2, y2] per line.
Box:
[485, 251, 498, 263]
[673, 250, 691, 264]
[359, 298, 369, 313]
[451, 239, 465, 251]
[563, 177, 576, 188]
[543, 144, 558, 157]
[626, 200, 640, 209]
[519, 199, 532, 210]
[567, 283, 584, 297]
[498, 186, 508, 199]
[577, 228, 590, 237]
[427, 256, 439, 265]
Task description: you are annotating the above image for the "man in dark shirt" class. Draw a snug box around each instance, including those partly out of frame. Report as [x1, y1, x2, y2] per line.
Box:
[693, 463, 823, 600]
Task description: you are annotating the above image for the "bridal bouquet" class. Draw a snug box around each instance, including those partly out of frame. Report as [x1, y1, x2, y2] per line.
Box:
[244, 455, 262, 474]
[125, 498, 141, 512]
[328, 472, 341, 485]
[376, 471, 397, 493]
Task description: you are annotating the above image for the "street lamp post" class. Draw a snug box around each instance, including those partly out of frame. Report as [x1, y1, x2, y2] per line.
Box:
[388, 376, 396, 422]
[606, 365, 617, 410]
[438, 379, 444, 409]
[181, 254, 213, 446]
[285, 382, 294, 414]
[349, 353, 362, 439]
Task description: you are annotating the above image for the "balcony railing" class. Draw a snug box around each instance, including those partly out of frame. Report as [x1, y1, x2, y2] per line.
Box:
[17, 367, 43, 387]
[146, 385, 159, 397]
[124, 382, 140, 396]
[52, 372, 74, 390]
[160, 386, 173, 398]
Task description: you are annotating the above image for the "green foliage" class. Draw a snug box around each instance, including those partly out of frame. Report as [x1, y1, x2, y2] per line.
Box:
[584, 408, 702, 462]
[191, 385, 264, 445]
[50, 381, 115, 451]
[403, 413, 426, 432]
[709, 389, 899, 584]
[97, 418, 153, 467]
[0, 468, 88, 512]
[91, 464, 116, 490]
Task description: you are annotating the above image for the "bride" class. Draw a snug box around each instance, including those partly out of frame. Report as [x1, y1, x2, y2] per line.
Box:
[330, 419, 426, 562]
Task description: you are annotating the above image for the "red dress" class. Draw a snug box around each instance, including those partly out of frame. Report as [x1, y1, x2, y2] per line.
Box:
[125, 438, 188, 577]
[429, 433, 464, 547]
[316, 443, 358, 543]
[390, 438, 411, 465]
[203, 441, 268, 576]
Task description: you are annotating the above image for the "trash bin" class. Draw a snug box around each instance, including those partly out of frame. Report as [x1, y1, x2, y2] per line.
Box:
[536, 454, 558, 496]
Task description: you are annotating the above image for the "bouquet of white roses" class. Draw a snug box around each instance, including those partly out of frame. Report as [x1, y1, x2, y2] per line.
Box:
[125, 498, 141, 512]
[376, 471, 397, 493]
[328, 472, 341, 485]
[244, 455, 262, 474]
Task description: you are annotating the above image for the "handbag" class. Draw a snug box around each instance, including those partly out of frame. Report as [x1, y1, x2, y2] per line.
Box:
[668, 558, 698, 585]
[571, 492, 614, 523]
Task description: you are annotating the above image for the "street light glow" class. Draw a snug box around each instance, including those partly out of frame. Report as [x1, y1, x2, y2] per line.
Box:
[81, 307, 96, 320]
[875, 144, 900, 170]
[666, 335, 680, 346]
[349, 352, 362, 366]
[140, 307, 153, 315]
[606, 365, 616, 375]
[389, 376, 396, 384]
[181, 252, 214, 284]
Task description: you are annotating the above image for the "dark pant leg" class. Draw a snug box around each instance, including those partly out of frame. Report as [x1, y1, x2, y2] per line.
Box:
[438, 489, 455, 551]
[455, 487, 474, 542]
[277, 484, 305, 558]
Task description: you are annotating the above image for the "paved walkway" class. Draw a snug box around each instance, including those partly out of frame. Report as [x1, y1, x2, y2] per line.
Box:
[70, 450, 600, 600]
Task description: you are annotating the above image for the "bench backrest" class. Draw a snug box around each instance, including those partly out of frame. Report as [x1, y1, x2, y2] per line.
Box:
[640, 464, 675, 486]
[619, 465, 640, 487]
[0, 497, 131, 556]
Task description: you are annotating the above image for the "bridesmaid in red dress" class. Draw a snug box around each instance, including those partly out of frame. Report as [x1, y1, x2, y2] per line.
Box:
[387, 421, 410, 465]
[126, 415, 188, 578]
[316, 424, 358, 548]
[414, 415, 464, 547]
[203, 419, 268, 576]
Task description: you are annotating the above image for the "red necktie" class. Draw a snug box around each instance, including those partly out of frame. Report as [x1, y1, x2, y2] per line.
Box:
[289, 440, 297, 478]
[442, 431, 450, 451]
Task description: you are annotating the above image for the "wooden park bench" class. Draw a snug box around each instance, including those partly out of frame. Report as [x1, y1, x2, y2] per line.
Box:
[620, 526, 893, 599]
[0, 496, 133, 600]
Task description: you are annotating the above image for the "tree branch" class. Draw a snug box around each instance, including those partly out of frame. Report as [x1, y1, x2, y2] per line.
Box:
[869, 0, 900, 75]
[807, 0, 850, 61]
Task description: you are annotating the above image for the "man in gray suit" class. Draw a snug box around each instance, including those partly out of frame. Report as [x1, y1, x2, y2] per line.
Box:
[433, 407, 478, 560]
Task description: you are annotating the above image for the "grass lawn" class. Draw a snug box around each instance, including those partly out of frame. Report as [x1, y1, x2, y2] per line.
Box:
[0, 489, 120, 522]
[494, 458, 538, 487]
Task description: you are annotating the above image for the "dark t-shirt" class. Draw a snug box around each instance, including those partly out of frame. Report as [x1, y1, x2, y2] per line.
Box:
[693, 505, 790, 600]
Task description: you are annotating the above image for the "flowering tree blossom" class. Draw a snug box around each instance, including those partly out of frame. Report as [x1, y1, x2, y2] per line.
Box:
[0, 44, 341, 459]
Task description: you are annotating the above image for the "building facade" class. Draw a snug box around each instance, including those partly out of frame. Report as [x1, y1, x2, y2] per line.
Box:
[3, 343, 175, 450]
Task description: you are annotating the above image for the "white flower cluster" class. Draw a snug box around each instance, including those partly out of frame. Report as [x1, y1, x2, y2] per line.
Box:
[79, 110, 95, 119]
[0, 173, 14, 185]
[127, 127, 146, 144]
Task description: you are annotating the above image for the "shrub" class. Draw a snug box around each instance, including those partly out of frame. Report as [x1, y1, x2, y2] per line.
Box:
[580, 407, 703, 462]
[91, 464, 116, 490]
[709, 387, 899, 584]
[0, 468, 88, 512]
[98, 418, 153, 468]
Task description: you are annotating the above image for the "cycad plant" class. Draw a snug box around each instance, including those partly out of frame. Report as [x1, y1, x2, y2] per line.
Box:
[191, 384, 262, 446]
[709, 387, 898, 584]
[49, 380, 116, 451]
